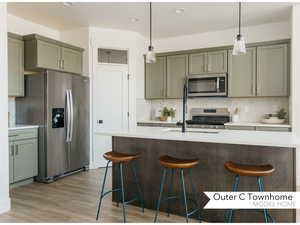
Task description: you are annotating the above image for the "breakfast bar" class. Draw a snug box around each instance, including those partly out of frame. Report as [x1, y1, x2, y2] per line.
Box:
[97, 127, 300, 222]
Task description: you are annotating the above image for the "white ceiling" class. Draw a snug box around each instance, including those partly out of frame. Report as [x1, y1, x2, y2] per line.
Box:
[7, 2, 292, 39]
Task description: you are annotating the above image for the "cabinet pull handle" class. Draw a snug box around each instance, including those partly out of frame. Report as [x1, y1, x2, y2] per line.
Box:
[58, 60, 61, 69]
[15, 145, 18, 155]
[11, 145, 14, 156]
[62, 60, 65, 69]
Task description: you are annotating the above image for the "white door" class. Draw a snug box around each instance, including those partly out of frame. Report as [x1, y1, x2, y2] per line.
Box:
[93, 64, 129, 167]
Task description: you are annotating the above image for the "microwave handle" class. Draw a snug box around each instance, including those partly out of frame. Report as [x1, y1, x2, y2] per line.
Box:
[216, 77, 220, 92]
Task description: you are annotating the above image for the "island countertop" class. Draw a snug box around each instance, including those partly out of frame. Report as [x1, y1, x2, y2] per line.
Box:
[96, 127, 300, 148]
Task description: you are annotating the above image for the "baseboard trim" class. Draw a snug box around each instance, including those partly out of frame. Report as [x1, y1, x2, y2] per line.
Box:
[0, 196, 11, 214]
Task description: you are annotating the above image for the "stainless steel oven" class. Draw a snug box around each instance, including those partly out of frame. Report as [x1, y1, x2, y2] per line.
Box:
[187, 73, 227, 97]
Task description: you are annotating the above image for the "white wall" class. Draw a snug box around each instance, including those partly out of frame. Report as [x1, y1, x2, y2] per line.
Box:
[7, 14, 60, 39]
[155, 21, 290, 52]
[0, 2, 10, 214]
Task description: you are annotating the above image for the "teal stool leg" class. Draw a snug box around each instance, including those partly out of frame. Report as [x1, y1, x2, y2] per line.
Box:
[116, 163, 121, 207]
[154, 168, 167, 222]
[226, 175, 240, 223]
[180, 169, 189, 223]
[189, 168, 202, 222]
[131, 161, 145, 212]
[96, 160, 110, 220]
[257, 176, 275, 223]
[259, 177, 275, 223]
[167, 168, 174, 217]
[119, 162, 126, 223]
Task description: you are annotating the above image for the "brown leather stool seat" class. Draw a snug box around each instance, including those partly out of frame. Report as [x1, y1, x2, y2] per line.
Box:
[103, 151, 139, 162]
[159, 155, 199, 169]
[224, 161, 275, 177]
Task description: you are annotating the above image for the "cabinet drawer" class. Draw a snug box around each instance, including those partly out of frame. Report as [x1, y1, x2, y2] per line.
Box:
[225, 126, 255, 131]
[9, 128, 38, 141]
[255, 127, 291, 132]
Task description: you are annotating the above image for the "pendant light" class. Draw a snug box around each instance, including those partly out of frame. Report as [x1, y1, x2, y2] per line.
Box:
[233, 2, 246, 55]
[146, 2, 156, 63]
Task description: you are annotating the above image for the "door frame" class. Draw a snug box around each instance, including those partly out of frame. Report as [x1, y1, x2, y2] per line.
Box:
[90, 42, 132, 169]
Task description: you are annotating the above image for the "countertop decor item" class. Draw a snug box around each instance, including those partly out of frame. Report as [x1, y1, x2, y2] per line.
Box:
[162, 107, 176, 122]
[262, 108, 287, 124]
[232, 107, 240, 123]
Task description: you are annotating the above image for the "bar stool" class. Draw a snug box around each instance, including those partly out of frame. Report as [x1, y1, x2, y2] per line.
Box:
[96, 151, 144, 223]
[224, 161, 275, 223]
[154, 155, 202, 223]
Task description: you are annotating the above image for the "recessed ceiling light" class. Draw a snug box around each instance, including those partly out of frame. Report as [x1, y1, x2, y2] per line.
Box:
[62, 2, 73, 7]
[130, 17, 139, 23]
[175, 8, 185, 14]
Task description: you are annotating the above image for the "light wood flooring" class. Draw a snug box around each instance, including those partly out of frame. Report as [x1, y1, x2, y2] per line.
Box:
[0, 168, 199, 223]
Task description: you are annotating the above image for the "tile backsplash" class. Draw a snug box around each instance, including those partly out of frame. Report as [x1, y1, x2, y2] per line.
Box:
[137, 97, 289, 123]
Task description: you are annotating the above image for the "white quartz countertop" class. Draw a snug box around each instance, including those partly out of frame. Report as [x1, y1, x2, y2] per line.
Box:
[96, 127, 300, 148]
[225, 122, 291, 128]
[8, 125, 39, 131]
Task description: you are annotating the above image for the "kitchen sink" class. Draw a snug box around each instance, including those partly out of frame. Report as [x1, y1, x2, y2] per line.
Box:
[164, 128, 220, 134]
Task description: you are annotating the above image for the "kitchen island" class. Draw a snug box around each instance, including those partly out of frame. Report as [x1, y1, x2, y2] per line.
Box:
[97, 127, 300, 222]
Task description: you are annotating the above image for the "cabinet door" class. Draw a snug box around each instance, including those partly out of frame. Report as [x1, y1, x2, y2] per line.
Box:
[61, 47, 83, 74]
[257, 44, 288, 96]
[189, 52, 207, 74]
[9, 142, 14, 184]
[166, 55, 188, 98]
[207, 50, 228, 73]
[145, 56, 166, 99]
[8, 38, 24, 97]
[14, 139, 38, 182]
[228, 48, 256, 97]
[37, 40, 61, 70]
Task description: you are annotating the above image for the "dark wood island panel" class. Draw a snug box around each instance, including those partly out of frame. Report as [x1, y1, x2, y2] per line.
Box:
[112, 137, 296, 222]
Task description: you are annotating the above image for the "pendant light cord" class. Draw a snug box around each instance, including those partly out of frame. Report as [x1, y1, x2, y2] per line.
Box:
[238, 2, 241, 36]
[150, 2, 152, 47]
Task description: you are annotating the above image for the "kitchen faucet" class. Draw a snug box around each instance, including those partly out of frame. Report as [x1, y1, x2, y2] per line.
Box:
[177, 79, 188, 133]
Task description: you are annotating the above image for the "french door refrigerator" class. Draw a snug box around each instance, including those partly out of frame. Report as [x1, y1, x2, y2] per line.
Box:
[16, 70, 90, 183]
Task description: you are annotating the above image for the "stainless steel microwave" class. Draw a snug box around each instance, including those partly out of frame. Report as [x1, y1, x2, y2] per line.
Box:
[187, 73, 227, 97]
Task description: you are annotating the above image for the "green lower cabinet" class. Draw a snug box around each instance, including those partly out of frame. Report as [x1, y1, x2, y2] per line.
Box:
[255, 127, 291, 132]
[13, 139, 38, 182]
[225, 126, 256, 131]
[9, 143, 14, 184]
[9, 128, 38, 185]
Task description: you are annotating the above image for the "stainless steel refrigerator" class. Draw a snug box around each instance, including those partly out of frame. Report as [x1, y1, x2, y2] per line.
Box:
[16, 70, 90, 183]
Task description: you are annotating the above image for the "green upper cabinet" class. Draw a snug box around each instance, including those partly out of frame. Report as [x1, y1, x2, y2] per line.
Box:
[257, 44, 289, 97]
[24, 34, 84, 75]
[61, 47, 83, 74]
[189, 52, 206, 74]
[145, 56, 166, 99]
[166, 54, 188, 98]
[206, 50, 228, 73]
[36, 40, 61, 70]
[8, 33, 24, 97]
[189, 50, 227, 74]
[228, 47, 256, 97]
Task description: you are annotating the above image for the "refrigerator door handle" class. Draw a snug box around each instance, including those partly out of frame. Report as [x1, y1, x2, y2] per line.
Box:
[66, 89, 71, 142]
[69, 89, 74, 142]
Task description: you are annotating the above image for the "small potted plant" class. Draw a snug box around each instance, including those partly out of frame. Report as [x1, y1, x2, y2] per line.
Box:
[161, 107, 176, 122]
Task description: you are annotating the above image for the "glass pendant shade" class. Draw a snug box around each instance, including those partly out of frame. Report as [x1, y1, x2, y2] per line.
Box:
[146, 45, 156, 63]
[233, 34, 246, 56]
